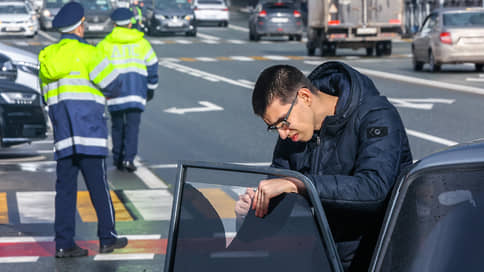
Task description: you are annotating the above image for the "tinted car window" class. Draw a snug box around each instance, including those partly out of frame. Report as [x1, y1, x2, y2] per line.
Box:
[155, 0, 191, 9]
[78, 0, 112, 11]
[263, 2, 294, 10]
[379, 164, 484, 272]
[165, 163, 339, 272]
[443, 12, 484, 27]
[198, 0, 223, 4]
[0, 5, 27, 14]
[45, 0, 70, 9]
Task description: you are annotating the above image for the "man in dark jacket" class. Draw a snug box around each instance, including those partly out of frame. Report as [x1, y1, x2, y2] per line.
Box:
[236, 62, 412, 271]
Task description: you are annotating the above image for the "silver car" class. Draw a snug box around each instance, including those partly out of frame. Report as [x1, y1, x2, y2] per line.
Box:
[412, 7, 484, 72]
[0, 1, 39, 37]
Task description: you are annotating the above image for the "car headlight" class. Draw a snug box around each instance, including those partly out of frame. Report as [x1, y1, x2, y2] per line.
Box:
[184, 15, 192, 21]
[155, 14, 166, 20]
[14, 61, 39, 75]
[0, 92, 37, 104]
[42, 9, 50, 17]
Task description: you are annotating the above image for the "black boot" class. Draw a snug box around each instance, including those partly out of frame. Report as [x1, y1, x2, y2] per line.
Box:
[99, 237, 128, 253]
[113, 160, 124, 171]
[123, 161, 137, 172]
[55, 244, 88, 258]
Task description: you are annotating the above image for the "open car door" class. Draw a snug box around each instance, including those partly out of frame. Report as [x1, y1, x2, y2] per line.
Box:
[164, 161, 344, 272]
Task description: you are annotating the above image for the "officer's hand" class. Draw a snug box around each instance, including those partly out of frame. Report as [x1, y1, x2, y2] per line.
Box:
[235, 188, 256, 217]
[147, 89, 154, 101]
[252, 178, 300, 218]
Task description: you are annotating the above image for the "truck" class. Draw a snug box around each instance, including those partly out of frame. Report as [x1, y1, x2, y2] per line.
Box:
[306, 0, 405, 57]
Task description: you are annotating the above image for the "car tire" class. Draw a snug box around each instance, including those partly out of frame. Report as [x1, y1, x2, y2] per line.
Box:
[366, 47, 374, 56]
[295, 35, 302, 42]
[253, 33, 260, 41]
[412, 48, 423, 71]
[307, 47, 315, 56]
[475, 64, 483, 72]
[428, 50, 441, 72]
[223, 21, 228, 27]
[288, 35, 294, 41]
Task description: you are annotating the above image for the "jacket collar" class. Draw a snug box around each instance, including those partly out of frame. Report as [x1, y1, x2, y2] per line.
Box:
[60, 33, 89, 44]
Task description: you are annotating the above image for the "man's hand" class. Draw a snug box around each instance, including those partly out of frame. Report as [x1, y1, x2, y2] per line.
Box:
[235, 188, 256, 217]
[252, 178, 303, 218]
[147, 89, 154, 101]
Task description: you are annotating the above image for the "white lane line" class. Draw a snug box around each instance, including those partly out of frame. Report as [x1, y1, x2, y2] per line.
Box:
[228, 24, 249, 32]
[263, 55, 291, 61]
[0, 236, 54, 243]
[94, 253, 155, 261]
[32, 140, 53, 144]
[124, 190, 173, 221]
[0, 256, 39, 263]
[200, 39, 219, 44]
[350, 65, 484, 96]
[38, 30, 58, 42]
[150, 163, 177, 169]
[466, 77, 484, 82]
[237, 79, 254, 86]
[159, 61, 253, 89]
[150, 162, 271, 169]
[196, 57, 217, 62]
[134, 157, 167, 189]
[227, 40, 245, 44]
[175, 39, 192, 44]
[119, 234, 161, 240]
[406, 129, 458, 146]
[159, 57, 180, 62]
[17, 192, 55, 224]
[231, 56, 254, 61]
[197, 32, 221, 40]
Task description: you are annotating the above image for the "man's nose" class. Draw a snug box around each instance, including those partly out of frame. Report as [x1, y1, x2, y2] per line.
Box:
[278, 128, 289, 140]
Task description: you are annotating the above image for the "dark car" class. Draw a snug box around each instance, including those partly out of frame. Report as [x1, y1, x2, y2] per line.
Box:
[164, 140, 484, 271]
[40, 0, 70, 30]
[0, 80, 47, 147]
[143, 0, 196, 36]
[76, 0, 114, 37]
[248, 1, 303, 41]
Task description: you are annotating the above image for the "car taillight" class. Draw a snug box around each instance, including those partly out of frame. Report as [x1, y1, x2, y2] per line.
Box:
[293, 10, 301, 17]
[258, 10, 267, 17]
[440, 32, 452, 44]
[194, 6, 198, 10]
[328, 20, 340, 25]
[389, 19, 401, 24]
[222, 8, 228, 11]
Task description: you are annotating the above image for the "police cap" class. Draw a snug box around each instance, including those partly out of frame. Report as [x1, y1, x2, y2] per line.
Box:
[52, 2, 85, 33]
[111, 8, 134, 26]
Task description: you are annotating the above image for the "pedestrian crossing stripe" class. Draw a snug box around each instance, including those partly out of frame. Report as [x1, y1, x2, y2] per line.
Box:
[77, 191, 133, 222]
[159, 55, 318, 63]
[0, 192, 7, 224]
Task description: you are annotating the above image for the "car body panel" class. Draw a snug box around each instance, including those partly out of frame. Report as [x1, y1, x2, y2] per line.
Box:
[0, 2, 38, 36]
[412, 8, 484, 70]
[0, 80, 47, 147]
[192, 0, 229, 26]
[0, 42, 40, 94]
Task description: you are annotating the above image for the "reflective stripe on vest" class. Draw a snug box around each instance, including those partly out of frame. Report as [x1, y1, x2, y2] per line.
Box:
[55, 136, 107, 151]
[43, 78, 105, 106]
[107, 95, 146, 106]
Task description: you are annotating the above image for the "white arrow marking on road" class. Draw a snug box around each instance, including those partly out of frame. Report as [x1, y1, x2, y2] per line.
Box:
[164, 101, 223, 115]
[388, 98, 455, 110]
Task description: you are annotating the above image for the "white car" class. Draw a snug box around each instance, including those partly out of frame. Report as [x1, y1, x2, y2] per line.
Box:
[0, 2, 38, 37]
[193, 0, 229, 27]
[0, 42, 40, 94]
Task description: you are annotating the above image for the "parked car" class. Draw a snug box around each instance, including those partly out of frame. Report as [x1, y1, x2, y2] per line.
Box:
[248, 1, 303, 41]
[164, 140, 484, 271]
[0, 42, 40, 94]
[0, 80, 47, 147]
[192, 0, 229, 27]
[143, 0, 196, 36]
[412, 7, 484, 72]
[39, 0, 70, 30]
[77, 0, 114, 37]
[0, 1, 39, 37]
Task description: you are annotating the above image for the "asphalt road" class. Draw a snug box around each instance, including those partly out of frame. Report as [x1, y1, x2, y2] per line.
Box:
[1, 8, 484, 271]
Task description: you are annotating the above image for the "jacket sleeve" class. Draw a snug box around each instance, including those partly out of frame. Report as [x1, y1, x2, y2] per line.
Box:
[144, 43, 158, 90]
[88, 45, 119, 97]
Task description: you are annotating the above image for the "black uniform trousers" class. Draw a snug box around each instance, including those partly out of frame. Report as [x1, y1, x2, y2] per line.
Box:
[55, 155, 117, 250]
[110, 109, 142, 163]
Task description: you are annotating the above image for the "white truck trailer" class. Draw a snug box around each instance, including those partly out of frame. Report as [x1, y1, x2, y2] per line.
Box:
[306, 0, 405, 56]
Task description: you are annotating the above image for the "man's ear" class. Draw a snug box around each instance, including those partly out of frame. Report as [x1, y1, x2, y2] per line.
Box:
[298, 88, 313, 106]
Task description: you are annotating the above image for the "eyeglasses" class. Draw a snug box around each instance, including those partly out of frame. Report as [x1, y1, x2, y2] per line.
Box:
[267, 92, 298, 131]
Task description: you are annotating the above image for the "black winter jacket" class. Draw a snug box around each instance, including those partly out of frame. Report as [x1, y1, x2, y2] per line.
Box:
[271, 61, 413, 243]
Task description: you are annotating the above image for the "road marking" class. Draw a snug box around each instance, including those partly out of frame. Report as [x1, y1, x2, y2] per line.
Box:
[263, 55, 290, 60]
[0, 193, 7, 224]
[197, 32, 221, 40]
[124, 190, 173, 221]
[406, 129, 458, 146]
[200, 39, 219, 44]
[0, 236, 54, 243]
[133, 156, 168, 189]
[388, 98, 455, 110]
[38, 30, 58, 42]
[0, 256, 39, 263]
[159, 61, 253, 89]
[199, 188, 236, 218]
[196, 57, 217, 62]
[17, 192, 55, 224]
[175, 39, 193, 44]
[466, 77, 484, 82]
[231, 56, 254, 61]
[227, 39, 245, 44]
[77, 191, 133, 222]
[94, 253, 155, 261]
[228, 24, 249, 32]
[237, 79, 255, 86]
[120, 234, 161, 240]
[347, 65, 484, 96]
[164, 101, 224, 114]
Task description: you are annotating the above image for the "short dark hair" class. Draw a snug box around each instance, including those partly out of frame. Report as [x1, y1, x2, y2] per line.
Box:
[252, 65, 318, 117]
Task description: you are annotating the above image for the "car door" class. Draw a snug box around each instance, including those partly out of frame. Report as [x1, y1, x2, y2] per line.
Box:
[413, 14, 437, 62]
[369, 141, 484, 272]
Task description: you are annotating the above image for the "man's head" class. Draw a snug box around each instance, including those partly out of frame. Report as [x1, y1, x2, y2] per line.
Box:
[52, 2, 85, 37]
[252, 65, 337, 142]
[111, 8, 134, 28]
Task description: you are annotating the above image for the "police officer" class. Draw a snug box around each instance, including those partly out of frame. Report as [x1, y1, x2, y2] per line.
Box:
[97, 8, 158, 172]
[38, 2, 128, 257]
[130, 0, 143, 30]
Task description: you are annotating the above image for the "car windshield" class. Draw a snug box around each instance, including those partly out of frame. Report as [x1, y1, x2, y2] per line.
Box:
[44, 0, 70, 9]
[198, 0, 223, 4]
[0, 4, 27, 14]
[262, 2, 295, 10]
[443, 12, 484, 27]
[77, 0, 112, 11]
[155, 0, 190, 9]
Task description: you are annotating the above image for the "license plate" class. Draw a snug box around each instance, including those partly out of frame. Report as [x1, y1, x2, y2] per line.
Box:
[88, 25, 104, 31]
[356, 27, 377, 35]
[168, 20, 184, 27]
[271, 17, 288, 23]
[5, 26, 21, 32]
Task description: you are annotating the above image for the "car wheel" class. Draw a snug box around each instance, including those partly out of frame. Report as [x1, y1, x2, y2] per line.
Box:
[307, 47, 315, 56]
[412, 48, 423, 71]
[428, 50, 441, 72]
[253, 33, 260, 41]
[475, 64, 483, 72]
[223, 21, 228, 27]
[288, 35, 294, 41]
[295, 35, 302, 42]
[366, 47, 374, 56]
